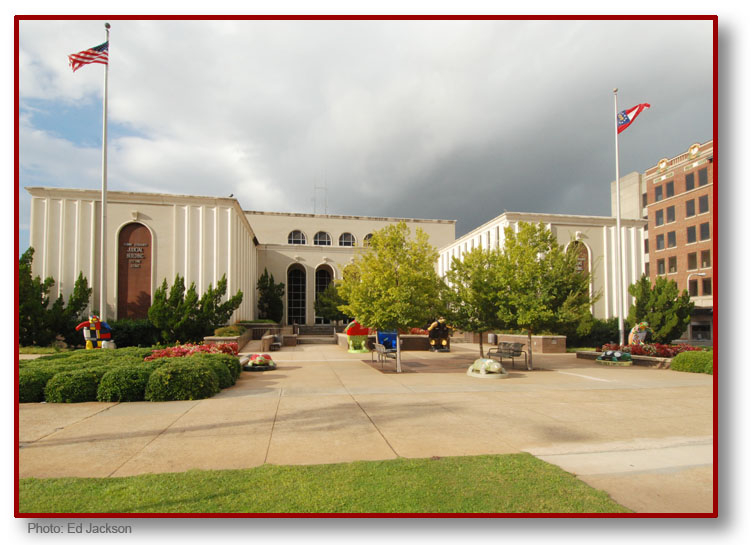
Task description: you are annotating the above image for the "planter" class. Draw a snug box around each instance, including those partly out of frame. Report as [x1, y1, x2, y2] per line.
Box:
[576, 351, 672, 369]
[204, 326, 253, 350]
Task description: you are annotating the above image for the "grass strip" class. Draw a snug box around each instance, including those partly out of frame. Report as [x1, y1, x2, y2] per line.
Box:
[19, 453, 630, 514]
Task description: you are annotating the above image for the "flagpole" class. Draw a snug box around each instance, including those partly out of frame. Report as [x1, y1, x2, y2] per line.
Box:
[613, 88, 625, 346]
[100, 22, 110, 321]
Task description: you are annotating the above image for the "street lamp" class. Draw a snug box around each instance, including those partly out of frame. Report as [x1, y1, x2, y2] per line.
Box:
[687, 272, 707, 295]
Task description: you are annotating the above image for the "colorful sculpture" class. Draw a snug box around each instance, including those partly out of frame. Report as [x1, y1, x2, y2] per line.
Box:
[628, 322, 652, 345]
[345, 320, 370, 353]
[75, 315, 114, 349]
[467, 358, 508, 379]
[244, 353, 276, 371]
[427, 317, 451, 352]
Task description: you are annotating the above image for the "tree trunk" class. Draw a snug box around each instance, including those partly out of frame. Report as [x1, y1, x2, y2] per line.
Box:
[396, 332, 402, 373]
[479, 332, 484, 358]
[527, 329, 534, 370]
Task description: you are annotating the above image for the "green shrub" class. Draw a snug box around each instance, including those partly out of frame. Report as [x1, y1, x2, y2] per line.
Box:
[671, 350, 714, 374]
[44, 368, 109, 403]
[144, 360, 220, 401]
[184, 354, 233, 388]
[97, 365, 153, 402]
[19, 367, 58, 403]
[108, 319, 160, 348]
[214, 325, 247, 337]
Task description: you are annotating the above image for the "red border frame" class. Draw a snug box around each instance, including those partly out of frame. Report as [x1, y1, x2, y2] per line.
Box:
[14, 13, 719, 520]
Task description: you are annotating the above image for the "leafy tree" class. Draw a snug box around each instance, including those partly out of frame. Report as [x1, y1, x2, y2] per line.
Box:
[314, 281, 350, 324]
[148, 274, 243, 343]
[18, 248, 92, 347]
[444, 247, 504, 358]
[339, 222, 443, 372]
[627, 275, 693, 343]
[494, 222, 596, 369]
[256, 268, 284, 323]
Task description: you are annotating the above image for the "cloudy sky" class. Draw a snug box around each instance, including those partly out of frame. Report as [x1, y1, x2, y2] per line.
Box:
[17, 16, 713, 252]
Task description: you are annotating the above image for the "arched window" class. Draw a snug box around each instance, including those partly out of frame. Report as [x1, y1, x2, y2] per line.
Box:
[363, 233, 373, 246]
[288, 230, 307, 245]
[338, 232, 356, 247]
[313, 231, 332, 246]
[314, 266, 334, 324]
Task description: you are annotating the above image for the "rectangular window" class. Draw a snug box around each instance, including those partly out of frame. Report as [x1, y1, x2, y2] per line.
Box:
[685, 172, 695, 191]
[698, 167, 708, 186]
[666, 181, 674, 198]
[655, 185, 663, 202]
[667, 231, 676, 248]
[702, 278, 712, 295]
[688, 279, 698, 297]
[687, 225, 697, 244]
[644, 238, 649, 253]
[698, 194, 709, 214]
[645, 262, 650, 277]
[655, 209, 664, 226]
[668, 256, 677, 274]
[701, 250, 711, 268]
[657, 259, 665, 275]
[656, 234, 665, 250]
[700, 222, 710, 241]
[642, 193, 648, 207]
[666, 205, 675, 223]
[688, 252, 697, 270]
[686, 199, 695, 217]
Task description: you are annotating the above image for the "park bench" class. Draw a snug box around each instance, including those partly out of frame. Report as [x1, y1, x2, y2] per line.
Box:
[270, 335, 282, 351]
[372, 342, 397, 369]
[486, 341, 528, 370]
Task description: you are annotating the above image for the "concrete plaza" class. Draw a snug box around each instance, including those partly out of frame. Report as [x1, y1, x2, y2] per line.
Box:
[18, 343, 714, 514]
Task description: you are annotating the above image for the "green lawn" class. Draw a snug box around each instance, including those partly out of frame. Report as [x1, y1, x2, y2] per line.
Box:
[19, 454, 630, 514]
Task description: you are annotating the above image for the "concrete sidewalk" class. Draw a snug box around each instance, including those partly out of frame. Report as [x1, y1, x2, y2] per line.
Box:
[18, 344, 714, 513]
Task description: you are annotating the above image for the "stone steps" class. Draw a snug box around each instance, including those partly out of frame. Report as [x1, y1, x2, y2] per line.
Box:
[296, 335, 337, 345]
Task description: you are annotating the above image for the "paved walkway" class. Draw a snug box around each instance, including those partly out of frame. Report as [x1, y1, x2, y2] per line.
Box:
[18, 343, 714, 513]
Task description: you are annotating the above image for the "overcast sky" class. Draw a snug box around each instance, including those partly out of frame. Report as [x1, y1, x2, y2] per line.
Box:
[17, 17, 713, 251]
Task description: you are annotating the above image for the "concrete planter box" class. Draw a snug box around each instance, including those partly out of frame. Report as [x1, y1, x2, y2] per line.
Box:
[336, 333, 431, 351]
[576, 351, 672, 369]
[497, 334, 566, 354]
[204, 327, 253, 350]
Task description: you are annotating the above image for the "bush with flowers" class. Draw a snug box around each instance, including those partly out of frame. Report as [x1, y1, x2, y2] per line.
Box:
[144, 342, 238, 361]
[600, 343, 702, 359]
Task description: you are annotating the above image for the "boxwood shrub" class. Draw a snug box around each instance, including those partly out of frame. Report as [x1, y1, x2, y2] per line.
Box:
[188, 353, 241, 384]
[97, 365, 153, 402]
[214, 325, 247, 337]
[44, 367, 110, 403]
[144, 359, 220, 401]
[19, 367, 58, 403]
[671, 350, 714, 374]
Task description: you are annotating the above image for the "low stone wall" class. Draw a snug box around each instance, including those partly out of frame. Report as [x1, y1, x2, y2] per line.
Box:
[576, 351, 672, 369]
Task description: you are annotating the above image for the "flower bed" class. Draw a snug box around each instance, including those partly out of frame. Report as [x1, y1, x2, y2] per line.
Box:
[600, 343, 702, 358]
[144, 342, 238, 361]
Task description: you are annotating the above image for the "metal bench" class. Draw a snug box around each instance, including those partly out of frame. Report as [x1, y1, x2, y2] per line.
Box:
[270, 335, 282, 351]
[486, 341, 528, 370]
[372, 342, 397, 369]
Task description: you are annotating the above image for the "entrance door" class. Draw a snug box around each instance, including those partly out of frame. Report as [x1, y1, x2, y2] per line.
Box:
[118, 223, 152, 319]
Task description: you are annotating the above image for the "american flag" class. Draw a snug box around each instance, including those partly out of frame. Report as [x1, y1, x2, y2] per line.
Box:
[68, 41, 109, 72]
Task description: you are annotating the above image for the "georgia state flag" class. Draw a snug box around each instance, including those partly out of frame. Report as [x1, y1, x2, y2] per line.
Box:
[617, 103, 650, 134]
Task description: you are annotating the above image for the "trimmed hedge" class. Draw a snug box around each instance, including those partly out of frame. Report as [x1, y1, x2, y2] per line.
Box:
[108, 319, 160, 348]
[214, 325, 247, 337]
[144, 360, 220, 401]
[671, 350, 714, 374]
[188, 353, 241, 383]
[97, 365, 153, 402]
[44, 368, 109, 403]
[19, 367, 58, 403]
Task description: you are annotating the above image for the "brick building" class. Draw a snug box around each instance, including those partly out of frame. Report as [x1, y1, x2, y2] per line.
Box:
[612, 140, 714, 342]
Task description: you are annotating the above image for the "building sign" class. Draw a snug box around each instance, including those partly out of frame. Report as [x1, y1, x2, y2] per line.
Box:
[118, 223, 152, 319]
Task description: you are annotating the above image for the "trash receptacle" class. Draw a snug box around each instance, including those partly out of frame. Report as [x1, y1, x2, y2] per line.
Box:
[488, 333, 497, 345]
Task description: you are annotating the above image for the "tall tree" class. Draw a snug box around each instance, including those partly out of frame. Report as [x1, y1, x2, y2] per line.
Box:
[256, 268, 285, 323]
[338, 222, 443, 372]
[444, 247, 504, 358]
[627, 275, 693, 344]
[314, 281, 350, 325]
[495, 222, 595, 369]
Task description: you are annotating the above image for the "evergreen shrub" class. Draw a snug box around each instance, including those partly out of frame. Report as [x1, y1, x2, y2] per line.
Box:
[108, 319, 160, 348]
[213, 325, 247, 337]
[144, 360, 220, 401]
[19, 367, 58, 403]
[44, 368, 109, 403]
[671, 350, 714, 375]
[186, 354, 234, 388]
[97, 365, 153, 402]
